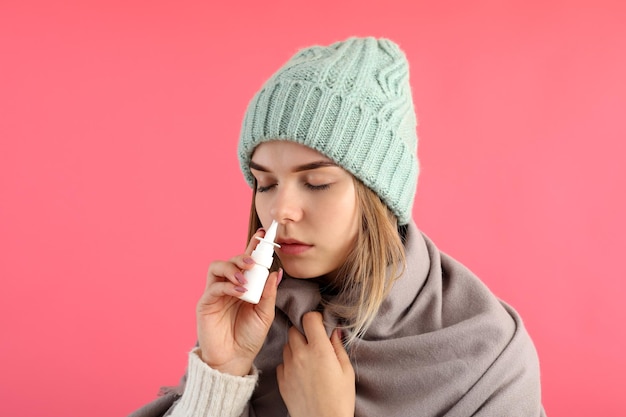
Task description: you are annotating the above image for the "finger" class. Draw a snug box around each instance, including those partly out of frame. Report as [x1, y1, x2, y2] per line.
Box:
[301, 311, 328, 346]
[227, 254, 257, 275]
[244, 228, 266, 255]
[255, 268, 281, 322]
[287, 324, 308, 350]
[207, 260, 249, 288]
[204, 280, 248, 299]
[331, 328, 352, 372]
[276, 363, 285, 388]
[282, 338, 292, 363]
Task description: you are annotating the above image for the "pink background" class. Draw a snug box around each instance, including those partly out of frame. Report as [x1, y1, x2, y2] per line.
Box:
[1, 1, 625, 415]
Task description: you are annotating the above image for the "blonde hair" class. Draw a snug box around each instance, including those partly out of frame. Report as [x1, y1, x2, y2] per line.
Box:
[247, 177, 407, 346]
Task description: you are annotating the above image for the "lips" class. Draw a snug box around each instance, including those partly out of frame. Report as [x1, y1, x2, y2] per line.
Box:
[277, 238, 313, 255]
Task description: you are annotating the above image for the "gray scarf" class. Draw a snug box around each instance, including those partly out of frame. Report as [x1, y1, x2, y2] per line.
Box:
[132, 222, 545, 416]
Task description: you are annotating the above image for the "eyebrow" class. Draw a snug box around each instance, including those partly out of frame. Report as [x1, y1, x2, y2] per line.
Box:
[249, 160, 338, 173]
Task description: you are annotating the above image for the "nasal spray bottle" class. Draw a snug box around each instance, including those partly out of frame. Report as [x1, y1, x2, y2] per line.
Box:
[240, 220, 280, 304]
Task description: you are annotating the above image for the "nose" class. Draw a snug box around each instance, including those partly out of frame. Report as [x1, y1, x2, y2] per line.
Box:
[269, 184, 303, 224]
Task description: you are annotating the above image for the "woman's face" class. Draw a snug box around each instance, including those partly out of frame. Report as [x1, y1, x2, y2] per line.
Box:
[250, 141, 360, 279]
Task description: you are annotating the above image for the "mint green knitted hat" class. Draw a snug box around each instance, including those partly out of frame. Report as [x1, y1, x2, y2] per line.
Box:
[238, 37, 419, 225]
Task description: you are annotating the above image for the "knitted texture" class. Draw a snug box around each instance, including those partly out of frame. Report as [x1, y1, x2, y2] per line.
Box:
[169, 349, 258, 417]
[238, 37, 419, 225]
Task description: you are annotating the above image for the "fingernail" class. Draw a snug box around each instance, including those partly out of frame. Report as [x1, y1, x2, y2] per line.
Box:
[277, 268, 284, 287]
[333, 328, 343, 341]
[256, 227, 265, 233]
[235, 286, 247, 293]
[243, 257, 255, 265]
[235, 272, 247, 285]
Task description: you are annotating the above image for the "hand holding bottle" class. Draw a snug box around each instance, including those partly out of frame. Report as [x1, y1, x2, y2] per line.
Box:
[196, 227, 282, 377]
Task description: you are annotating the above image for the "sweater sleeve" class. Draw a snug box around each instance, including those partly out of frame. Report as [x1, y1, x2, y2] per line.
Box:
[167, 348, 258, 417]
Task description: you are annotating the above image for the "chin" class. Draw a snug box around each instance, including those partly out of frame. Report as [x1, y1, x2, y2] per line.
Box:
[280, 261, 330, 280]
[282, 268, 319, 280]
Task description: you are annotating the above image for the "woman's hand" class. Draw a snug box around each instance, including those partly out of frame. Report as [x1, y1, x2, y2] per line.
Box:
[276, 311, 356, 417]
[196, 228, 281, 377]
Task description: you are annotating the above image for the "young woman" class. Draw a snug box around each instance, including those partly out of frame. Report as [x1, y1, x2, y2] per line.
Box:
[130, 37, 545, 417]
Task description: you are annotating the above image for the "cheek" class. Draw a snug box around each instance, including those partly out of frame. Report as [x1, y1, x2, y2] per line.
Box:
[319, 188, 359, 245]
[333, 186, 358, 222]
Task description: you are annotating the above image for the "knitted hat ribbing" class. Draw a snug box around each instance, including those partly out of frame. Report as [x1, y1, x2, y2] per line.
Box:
[238, 37, 419, 225]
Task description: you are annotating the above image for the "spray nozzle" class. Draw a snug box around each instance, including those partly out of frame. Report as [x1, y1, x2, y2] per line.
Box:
[249, 220, 280, 269]
[255, 219, 281, 248]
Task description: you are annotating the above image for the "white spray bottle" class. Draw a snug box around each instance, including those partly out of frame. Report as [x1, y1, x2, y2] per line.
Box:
[240, 220, 280, 304]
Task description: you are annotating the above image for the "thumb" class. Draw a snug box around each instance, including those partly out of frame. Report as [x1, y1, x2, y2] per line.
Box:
[331, 328, 352, 371]
[255, 268, 281, 323]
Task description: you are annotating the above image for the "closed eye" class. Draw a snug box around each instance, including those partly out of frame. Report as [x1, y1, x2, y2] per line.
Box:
[305, 183, 331, 191]
[257, 183, 330, 192]
[256, 184, 276, 193]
